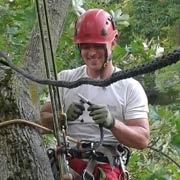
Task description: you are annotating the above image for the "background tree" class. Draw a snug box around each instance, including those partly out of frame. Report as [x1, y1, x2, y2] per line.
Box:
[0, 0, 71, 179]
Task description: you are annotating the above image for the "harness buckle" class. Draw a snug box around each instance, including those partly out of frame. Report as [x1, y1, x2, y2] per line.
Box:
[82, 169, 95, 180]
[82, 158, 96, 180]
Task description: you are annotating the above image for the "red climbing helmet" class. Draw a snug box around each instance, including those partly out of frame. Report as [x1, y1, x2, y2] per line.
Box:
[74, 8, 118, 44]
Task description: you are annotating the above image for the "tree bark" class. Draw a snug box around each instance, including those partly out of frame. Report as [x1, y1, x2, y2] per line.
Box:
[0, 0, 71, 179]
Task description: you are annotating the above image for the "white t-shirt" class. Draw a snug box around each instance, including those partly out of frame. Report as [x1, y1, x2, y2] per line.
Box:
[47, 65, 149, 145]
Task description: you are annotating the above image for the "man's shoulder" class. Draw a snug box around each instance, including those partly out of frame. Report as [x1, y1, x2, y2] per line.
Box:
[57, 65, 86, 80]
[59, 65, 85, 74]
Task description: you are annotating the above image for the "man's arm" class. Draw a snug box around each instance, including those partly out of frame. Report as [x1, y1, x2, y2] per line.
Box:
[40, 102, 54, 131]
[111, 118, 150, 150]
[88, 104, 149, 149]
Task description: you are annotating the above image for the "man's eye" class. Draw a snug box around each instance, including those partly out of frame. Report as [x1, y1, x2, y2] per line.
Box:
[94, 45, 103, 49]
[82, 45, 89, 49]
[80, 44, 104, 49]
[80, 45, 89, 49]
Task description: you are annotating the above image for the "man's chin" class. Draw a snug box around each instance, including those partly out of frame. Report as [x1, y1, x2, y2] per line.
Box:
[90, 67, 101, 71]
[88, 64, 100, 70]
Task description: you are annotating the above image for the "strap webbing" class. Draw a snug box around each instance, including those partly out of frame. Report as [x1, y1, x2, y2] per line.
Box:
[82, 158, 97, 180]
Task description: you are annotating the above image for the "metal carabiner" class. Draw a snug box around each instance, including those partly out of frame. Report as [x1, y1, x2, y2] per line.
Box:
[82, 169, 95, 180]
[119, 170, 130, 180]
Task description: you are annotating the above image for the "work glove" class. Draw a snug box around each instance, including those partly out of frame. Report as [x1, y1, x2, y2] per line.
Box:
[66, 102, 85, 121]
[88, 104, 115, 129]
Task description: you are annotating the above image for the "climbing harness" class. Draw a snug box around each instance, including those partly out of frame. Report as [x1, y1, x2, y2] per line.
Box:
[48, 140, 131, 180]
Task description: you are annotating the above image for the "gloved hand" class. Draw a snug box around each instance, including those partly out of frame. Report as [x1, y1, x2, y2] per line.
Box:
[88, 104, 115, 129]
[66, 102, 85, 121]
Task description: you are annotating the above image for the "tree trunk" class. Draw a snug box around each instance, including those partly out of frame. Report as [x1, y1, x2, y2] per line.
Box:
[0, 0, 71, 179]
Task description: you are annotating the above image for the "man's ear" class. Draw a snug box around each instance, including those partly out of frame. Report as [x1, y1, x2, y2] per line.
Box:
[111, 38, 117, 49]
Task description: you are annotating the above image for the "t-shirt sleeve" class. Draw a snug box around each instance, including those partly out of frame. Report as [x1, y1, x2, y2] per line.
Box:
[124, 80, 149, 120]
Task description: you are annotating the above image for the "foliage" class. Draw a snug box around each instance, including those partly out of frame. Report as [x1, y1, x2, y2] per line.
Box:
[0, 0, 35, 64]
[55, 9, 83, 71]
[128, 0, 180, 40]
[118, 0, 180, 105]
[128, 105, 180, 179]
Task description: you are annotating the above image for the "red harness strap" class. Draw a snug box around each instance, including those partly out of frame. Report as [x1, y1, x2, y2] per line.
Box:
[69, 158, 122, 180]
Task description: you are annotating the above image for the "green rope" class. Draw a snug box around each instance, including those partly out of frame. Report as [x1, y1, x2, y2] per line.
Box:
[34, 0, 69, 178]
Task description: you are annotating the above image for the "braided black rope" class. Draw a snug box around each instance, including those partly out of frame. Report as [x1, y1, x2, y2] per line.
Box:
[0, 49, 180, 88]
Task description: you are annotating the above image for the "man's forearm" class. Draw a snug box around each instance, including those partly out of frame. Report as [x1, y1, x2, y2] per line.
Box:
[111, 119, 150, 150]
[40, 112, 54, 130]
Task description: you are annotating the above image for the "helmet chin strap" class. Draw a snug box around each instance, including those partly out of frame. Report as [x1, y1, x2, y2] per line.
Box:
[99, 59, 113, 80]
[103, 53, 112, 67]
[100, 45, 112, 78]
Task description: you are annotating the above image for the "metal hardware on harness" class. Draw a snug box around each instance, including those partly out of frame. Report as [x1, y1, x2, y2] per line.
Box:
[119, 155, 126, 174]
[48, 142, 131, 180]
[47, 149, 59, 180]
[116, 145, 131, 166]
[115, 145, 130, 180]
[124, 171, 130, 180]
[82, 158, 96, 180]
[119, 170, 130, 180]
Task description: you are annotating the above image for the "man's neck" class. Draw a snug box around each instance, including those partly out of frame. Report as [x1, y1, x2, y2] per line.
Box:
[86, 62, 115, 79]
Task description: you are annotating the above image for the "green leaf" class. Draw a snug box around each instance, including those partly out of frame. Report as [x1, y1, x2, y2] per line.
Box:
[7, 26, 19, 35]
[96, 167, 106, 180]
[171, 133, 180, 148]
[176, 119, 180, 132]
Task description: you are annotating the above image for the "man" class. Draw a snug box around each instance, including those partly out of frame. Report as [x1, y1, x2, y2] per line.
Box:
[40, 8, 150, 180]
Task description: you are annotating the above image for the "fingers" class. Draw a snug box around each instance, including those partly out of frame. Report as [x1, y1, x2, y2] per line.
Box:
[89, 108, 107, 119]
[73, 102, 85, 117]
[87, 104, 114, 129]
[88, 104, 108, 124]
[87, 104, 105, 112]
[67, 102, 85, 121]
[88, 104, 106, 112]
[74, 102, 85, 111]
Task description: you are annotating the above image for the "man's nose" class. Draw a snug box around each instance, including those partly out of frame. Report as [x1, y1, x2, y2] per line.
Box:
[88, 47, 97, 54]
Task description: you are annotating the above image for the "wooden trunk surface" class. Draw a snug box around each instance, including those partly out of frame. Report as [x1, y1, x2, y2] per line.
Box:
[0, 125, 54, 180]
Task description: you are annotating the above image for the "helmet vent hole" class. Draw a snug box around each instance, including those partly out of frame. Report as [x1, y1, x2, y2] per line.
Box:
[101, 28, 107, 36]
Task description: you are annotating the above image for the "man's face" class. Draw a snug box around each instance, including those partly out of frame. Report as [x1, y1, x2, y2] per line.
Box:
[79, 43, 106, 71]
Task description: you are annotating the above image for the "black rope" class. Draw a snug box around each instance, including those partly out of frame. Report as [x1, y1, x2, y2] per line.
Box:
[0, 49, 180, 88]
